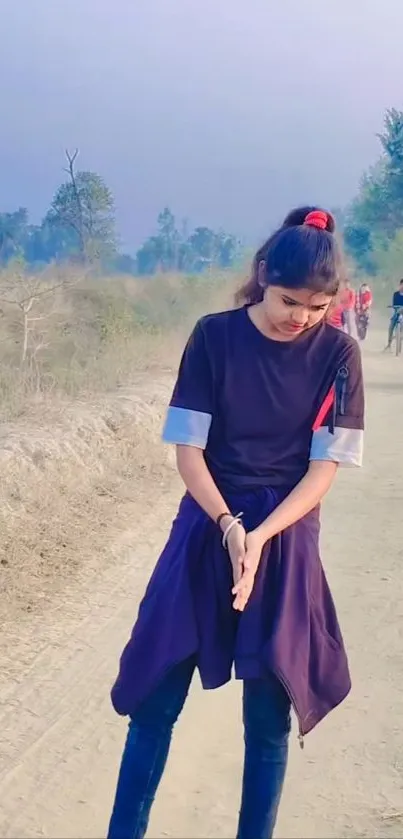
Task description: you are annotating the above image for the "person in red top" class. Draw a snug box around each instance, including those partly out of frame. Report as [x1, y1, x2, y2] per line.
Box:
[326, 299, 344, 329]
[356, 282, 372, 312]
[340, 279, 357, 337]
[355, 282, 372, 341]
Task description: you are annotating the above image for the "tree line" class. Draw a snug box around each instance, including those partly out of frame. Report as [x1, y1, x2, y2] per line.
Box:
[343, 107, 403, 280]
[0, 150, 240, 275]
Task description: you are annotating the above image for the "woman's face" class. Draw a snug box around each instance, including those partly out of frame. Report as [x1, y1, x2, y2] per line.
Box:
[261, 284, 333, 339]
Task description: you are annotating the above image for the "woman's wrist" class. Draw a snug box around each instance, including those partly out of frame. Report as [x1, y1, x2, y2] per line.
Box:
[219, 513, 245, 550]
[216, 512, 234, 533]
[254, 519, 274, 543]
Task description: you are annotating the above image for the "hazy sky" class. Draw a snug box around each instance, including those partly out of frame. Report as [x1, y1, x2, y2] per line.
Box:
[1, 0, 402, 250]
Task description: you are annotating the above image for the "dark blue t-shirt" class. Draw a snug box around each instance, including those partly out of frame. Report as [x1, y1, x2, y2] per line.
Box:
[163, 306, 364, 489]
[392, 291, 403, 308]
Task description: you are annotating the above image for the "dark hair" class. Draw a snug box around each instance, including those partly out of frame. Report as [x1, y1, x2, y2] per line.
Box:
[235, 206, 343, 305]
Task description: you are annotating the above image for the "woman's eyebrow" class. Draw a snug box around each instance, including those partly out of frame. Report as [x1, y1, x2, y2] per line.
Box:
[282, 294, 327, 310]
[281, 294, 299, 304]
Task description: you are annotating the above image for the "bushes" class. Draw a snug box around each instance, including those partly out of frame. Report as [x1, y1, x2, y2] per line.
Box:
[0, 268, 236, 419]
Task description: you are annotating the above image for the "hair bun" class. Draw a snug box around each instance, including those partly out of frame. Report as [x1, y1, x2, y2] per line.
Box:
[282, 206, 335, 234]
[304, 210, 328, 230]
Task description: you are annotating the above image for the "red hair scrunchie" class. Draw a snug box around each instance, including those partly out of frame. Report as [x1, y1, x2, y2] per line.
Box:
[304, 210, 328, 230]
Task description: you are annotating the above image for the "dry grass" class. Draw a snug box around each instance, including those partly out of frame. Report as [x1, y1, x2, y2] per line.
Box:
[0, 267, 239, 624]
[0, 267, 237, 420]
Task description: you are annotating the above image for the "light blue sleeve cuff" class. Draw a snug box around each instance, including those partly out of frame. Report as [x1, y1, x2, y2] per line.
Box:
[162, 405, 212, 449]
[310, 426, 363, 467]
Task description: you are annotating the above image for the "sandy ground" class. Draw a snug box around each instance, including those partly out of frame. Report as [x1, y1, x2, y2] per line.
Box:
[1, 329, 403, 839]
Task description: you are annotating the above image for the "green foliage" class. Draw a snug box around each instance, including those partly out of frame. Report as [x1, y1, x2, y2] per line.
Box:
[370, 229, 403, 298]
[0, 151, 118, 269]
[0, 208, 29, 262]
[46, 162, 116, 262]
[0, 161, 239, 275]
[378, 108, 403, 171]
[345, 108, 403, 272]
[136, 207, 239, 276]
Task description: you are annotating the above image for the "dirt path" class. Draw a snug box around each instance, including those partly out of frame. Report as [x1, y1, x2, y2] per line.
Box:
[1, 330, 403, 839]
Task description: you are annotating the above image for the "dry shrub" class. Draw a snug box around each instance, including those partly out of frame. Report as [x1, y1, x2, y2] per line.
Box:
[0, 266, 240, 622]
[0, 267, 238, 420]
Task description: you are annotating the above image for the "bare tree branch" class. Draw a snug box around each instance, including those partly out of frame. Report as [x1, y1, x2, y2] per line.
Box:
[0, 277, 77, 308]
[63, 148, 79, 171]
[63, 149, 86, 260]
[0, 271, 81, 365]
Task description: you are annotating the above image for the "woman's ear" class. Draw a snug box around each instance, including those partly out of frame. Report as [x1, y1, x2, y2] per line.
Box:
[257, 260, 266, 289]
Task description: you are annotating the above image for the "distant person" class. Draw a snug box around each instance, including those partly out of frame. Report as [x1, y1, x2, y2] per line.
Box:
[326, 298, 344, 330]
[340, 278, 357, 337]
[107, 207, 364, 839]
[356, 282, 372, 314]
[386, 279, 403, 349]
[355, 282, 373, 341]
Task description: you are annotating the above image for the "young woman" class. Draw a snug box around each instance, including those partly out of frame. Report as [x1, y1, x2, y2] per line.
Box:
[108, 207, 364, 839]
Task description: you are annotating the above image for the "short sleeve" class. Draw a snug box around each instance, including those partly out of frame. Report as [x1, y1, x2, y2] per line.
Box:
[310, 341, 364, 468]
[162, 320, 214, 449]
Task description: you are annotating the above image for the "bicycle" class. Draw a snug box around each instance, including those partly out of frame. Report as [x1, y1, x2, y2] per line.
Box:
[387, 305, 403, 356]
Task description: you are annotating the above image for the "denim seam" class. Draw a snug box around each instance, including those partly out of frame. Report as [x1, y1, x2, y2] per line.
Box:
[131, 727, 169, 838]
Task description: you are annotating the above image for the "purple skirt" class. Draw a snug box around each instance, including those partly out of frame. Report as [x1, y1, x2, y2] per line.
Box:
[111, 486, 351, 738]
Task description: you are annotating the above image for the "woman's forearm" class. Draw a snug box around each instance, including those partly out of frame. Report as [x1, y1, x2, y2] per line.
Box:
[176, 445, 234, 527]
[255, 461, 338, 542]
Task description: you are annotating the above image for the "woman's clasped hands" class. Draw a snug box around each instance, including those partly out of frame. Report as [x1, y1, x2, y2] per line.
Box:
[225, 522, 266, 612]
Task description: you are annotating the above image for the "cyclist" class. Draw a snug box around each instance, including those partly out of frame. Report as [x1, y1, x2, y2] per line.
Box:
[386, 279, 403, 349]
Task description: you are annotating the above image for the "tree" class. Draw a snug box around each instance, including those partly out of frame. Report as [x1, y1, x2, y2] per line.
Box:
[187, 226, 216, 269]
[23, 219, 78, 266]
[215, 231, 238, 268]
[136, 236, 164, 275]
[378, 107, 403, 170]
[0, 208, 29, 263]
[372, 228, 403, 284]
[187, 227, 238, 270]
[156, 207, 180, 270]
[136, 207, 239, 276]
[345, 108, 403, 268]
[343, 222, 374, 273]
[0, 183, 239, 275]
[46, 150, 117, 263]
[136, 208, 182, 274]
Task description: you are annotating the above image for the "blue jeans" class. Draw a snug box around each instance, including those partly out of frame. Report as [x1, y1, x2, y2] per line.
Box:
[108, 658, 291, 839]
